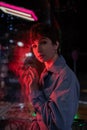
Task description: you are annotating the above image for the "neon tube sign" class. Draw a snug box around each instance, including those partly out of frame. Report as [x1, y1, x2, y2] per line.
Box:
[0, 1, 38, 21]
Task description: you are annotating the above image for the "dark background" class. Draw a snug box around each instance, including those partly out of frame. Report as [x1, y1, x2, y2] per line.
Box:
[0, 0, 86, 90]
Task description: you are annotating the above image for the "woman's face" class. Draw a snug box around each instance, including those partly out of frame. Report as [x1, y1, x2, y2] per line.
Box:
[32, 37, 59, 63]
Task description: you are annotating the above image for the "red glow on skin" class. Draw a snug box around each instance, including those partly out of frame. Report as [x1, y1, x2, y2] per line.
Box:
[8, 44, 44, 102]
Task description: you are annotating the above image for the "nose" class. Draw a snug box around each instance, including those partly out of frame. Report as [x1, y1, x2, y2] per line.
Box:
[37, 44, 42, 53]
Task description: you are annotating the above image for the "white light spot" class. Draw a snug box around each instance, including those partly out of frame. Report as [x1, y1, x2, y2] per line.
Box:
[17, 41, 24, 47]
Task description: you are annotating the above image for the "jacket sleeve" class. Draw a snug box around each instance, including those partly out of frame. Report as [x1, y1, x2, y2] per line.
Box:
[29, 69, 80, 130]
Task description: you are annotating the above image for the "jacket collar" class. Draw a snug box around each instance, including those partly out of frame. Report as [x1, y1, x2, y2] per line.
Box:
[46, 55, 66, 73]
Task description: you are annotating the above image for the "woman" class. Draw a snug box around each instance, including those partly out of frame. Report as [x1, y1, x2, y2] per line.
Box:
[22, 23, 80, 130]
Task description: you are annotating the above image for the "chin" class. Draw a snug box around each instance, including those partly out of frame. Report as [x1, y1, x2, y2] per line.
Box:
[38, 58, 46, 63]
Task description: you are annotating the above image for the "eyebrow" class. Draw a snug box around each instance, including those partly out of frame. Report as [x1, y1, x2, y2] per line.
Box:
[33, 37, 48, 44]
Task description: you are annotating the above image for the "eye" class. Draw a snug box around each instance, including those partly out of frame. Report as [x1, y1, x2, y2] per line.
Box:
[40, 41, 47, 45]
[32, 44, 37, 48]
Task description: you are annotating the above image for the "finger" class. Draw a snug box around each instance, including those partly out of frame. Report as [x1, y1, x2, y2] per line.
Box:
[29, 67, 39, 79]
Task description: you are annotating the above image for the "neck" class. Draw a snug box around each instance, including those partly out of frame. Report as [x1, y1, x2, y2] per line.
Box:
[45, 54, 58, 70]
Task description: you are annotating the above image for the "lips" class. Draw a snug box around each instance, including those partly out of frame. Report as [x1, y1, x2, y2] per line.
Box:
[38, 54, 45, 59]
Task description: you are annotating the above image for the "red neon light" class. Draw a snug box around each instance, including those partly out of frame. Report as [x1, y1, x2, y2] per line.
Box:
[0, 1, 38, 21]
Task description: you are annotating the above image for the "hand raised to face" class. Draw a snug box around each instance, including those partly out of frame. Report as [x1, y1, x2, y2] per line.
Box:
[19, 66, 40, 93]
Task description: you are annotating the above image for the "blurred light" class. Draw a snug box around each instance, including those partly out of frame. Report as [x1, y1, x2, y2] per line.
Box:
[17, 41, 24, 47]
[9, 27, 13, 31]
[74, 114, 79, 120]
[10, 16, 14, 20]
[1, 13, 4, 17]
[25, 52, 33, 57]
[9, 39, 14, 43]
[32, 112, 36, 117]
[14, 28, 18, 32]
[0, 1, 38, 21]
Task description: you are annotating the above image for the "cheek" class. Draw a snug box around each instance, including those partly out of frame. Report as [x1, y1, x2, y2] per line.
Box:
[45, 48, 55, 59]
[32, 49, 36, 54]
[48, 46, 55, 54]
[33, 50, 38, 57]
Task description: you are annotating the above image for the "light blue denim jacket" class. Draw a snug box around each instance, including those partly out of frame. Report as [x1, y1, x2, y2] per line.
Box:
[29, 55, 80, 130]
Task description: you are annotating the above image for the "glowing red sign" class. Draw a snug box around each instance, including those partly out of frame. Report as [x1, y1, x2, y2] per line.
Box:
[0, 1, 38, 21]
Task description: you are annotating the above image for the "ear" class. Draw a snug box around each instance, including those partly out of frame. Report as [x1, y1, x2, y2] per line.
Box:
[55, 41, 59, 49]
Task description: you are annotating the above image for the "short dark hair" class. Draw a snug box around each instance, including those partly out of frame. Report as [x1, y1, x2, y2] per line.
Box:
[29, 23, 61, 54]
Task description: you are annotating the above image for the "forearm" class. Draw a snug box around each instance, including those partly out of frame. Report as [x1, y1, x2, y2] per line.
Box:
[29, 89, 64, 129]
[29, 89, 46, 112]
